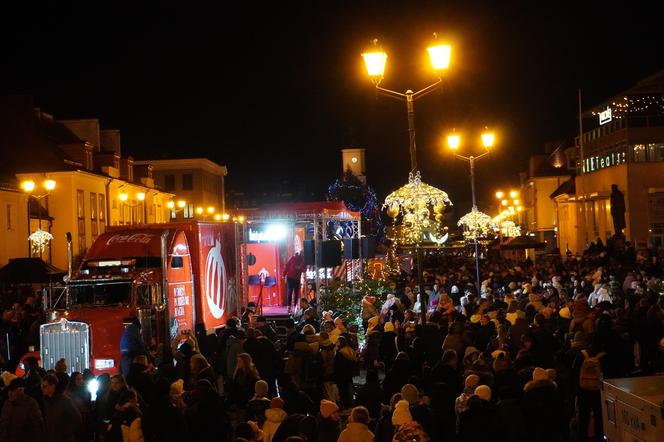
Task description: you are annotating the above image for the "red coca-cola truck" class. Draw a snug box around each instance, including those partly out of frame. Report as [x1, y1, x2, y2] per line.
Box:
[39, 221, 237, 375]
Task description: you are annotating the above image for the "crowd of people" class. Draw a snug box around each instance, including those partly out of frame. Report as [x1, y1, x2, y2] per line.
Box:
[0, 241, 662, 442]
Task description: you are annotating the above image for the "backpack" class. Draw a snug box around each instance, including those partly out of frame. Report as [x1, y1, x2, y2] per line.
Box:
[579, 349, 606, 391]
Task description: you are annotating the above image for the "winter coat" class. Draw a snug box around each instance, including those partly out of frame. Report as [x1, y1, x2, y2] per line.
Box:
[261, 407, 288, 442]
[244, 336, 281, 382]
[373, 409, 396, 442]
[363, 329, 382, 368]
[429, 362, 463, 396]
[142, 397, 188, 442]
[225, 335, 245, 380]
[120, 409, 144, 442]
[120, 324, 146, 376]
[337, 422, 374, 442]
[457, 402, 502, 442]
[495, 398, 528, 442]
[42, 393, 83, 442]
[315, 414, 341, 442]
[334, 346, 358, 385]
[521, 383, 564, 442]
[0, 394, 44, 442]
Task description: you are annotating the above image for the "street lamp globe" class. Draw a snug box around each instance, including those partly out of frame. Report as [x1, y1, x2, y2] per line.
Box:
[177, 200, 186, 209]
[207, 206, 215, 214]
[427, 43, 451, 72]
[137, 192, 146, 201]
[119, 192, 129, 202]
[495, 191, 504, 199]
[447, 133, 461, 150]
[481, 132, 495, 148]
[44, 179, 56, 191]
[362, 39, 387, 82]
[195, 207, 204, 215]
[21, 180, 36, 192]
[167, 201, 175, 209]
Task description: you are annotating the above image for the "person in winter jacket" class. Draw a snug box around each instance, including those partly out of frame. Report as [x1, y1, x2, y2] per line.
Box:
[262, 397, 288, 442]
[361, 295, 379, 332]
[0, 378, 44, 442]
[120, 317, 146, 377]
[363, 316, 382, 369]
[316, 399, 340, 442]
[230, 353, 260, 409]
[334, 336, 358, 408]
[247, 380, 271, 426]
[40, 374, 83, 442]
[337, 406, 374, 442]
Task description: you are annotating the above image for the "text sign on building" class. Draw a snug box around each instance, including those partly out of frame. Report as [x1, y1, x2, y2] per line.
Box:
[582, 151, 626, 173]
[599, 106, 612, 125]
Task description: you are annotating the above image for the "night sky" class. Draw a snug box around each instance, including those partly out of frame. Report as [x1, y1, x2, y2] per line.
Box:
[1, 2, 661, 213]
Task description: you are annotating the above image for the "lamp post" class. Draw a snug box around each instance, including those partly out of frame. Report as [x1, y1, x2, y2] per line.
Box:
[21, 178, 56, 257]
[447, 130, 495, 291]
[363, 35, 452, 325]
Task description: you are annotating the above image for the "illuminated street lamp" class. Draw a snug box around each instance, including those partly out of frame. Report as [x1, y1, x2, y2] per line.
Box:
[447, 128, 496, 290]
[21, 177, 57, 257]
[363, 34, 452, 325]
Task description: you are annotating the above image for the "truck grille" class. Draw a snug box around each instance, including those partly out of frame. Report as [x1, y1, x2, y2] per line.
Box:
[40, 320, 90, 373]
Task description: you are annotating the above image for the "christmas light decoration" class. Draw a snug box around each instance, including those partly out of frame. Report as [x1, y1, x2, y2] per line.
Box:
[28, 228, 53, 254]
[458, 208, 492, 240]
[383, 171, 452, 245]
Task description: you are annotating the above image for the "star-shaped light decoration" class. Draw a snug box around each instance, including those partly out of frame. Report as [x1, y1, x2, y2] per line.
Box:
[28, 228, 54, 254]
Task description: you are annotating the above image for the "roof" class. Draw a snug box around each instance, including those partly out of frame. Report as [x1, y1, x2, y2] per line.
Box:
[0, 258, 66, 284]
[134, 158, 227, 176]
[583, 68, 664, 117]
[246, 201, 360, 221]
[550, 177, 576, 199]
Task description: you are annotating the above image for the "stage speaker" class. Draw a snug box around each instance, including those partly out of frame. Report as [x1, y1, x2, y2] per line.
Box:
[319, 240, 342, 267]
[303, 240, 316, 265]
[343, 238, 359, 259]
[362, 236, 377, 258]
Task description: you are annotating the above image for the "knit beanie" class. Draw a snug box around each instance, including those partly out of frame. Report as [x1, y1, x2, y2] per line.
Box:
[269, 397, 285, 409]
[1, 371, 17, 387]
[464, 374, 480, 389]
[170, 379, 184, 398]
[367, 316, 380, 330]
[254, 379, 269, 397]
[383, 321, 395, 333]
[320, 399, 339, 418]
[400, 384, 419, 405]
[392, 400, 413, 426]
[474, 385, 492, 401]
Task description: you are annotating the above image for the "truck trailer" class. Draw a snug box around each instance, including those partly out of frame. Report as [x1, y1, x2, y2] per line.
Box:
[39, 221, 237, 375]
[601, 376, 664, 442]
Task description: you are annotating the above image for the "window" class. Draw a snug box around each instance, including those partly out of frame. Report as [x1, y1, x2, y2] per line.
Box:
[98, 194, 106, 234]
[183, 203, 194, 219]
[6, 204, 13, 231]
[90, 193, 98, 241]
[164, 175, 175, 191]
[170, 208, 177, 220]
[182, 174, 193, 190]
[77, 190, 86, 254]
[633, 144, 646, 162]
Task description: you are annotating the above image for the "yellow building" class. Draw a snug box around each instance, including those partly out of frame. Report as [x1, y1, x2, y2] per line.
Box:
[0, 96, 173, 269]
[552, 70, 664, 253]
[135, 158, 227, 221]
[0, 187, 30, 265]
[518, 152, 571, 250]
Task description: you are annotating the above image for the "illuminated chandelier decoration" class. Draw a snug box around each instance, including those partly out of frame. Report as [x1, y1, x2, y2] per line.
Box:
[28, 228, 53, 254]
[497, 220, 521, 237]
[458, 207, 492, 240]
[384, 171, 452, 245]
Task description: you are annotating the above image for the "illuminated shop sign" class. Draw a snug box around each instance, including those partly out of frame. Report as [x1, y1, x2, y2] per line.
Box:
[248, 224, 287, 242]
[582, 151, 626, 173]
[599, 106, 612, 125]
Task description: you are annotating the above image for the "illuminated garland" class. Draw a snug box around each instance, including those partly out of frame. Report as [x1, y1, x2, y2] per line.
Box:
[327, 171, 384, 240]
[28, 228, 53, 254]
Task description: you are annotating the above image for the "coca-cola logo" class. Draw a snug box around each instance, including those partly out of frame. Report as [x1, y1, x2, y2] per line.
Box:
[205, 239, 226, 319]
[106, 233, 154, 245]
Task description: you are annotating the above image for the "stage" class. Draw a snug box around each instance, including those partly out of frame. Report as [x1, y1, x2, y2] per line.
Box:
[261, 305, 291, 317]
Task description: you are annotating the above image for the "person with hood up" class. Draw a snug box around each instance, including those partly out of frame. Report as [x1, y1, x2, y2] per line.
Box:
[247, 379, 271, 425]
[120, 317, 146, 377]
[334, 336, 358, 408]
[391, 399, 413, 428]
[262, 397, 288, 442]
[455, 374, 480, 416]
[362, 315, 382, 367]
[337, 406, 374, 442]
[316, 399, 340, 442]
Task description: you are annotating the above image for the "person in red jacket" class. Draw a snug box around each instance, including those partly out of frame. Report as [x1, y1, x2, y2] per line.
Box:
[283, 252, 305, 313]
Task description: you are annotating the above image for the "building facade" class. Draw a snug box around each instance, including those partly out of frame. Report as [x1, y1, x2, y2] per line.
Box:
[0, 96, 173, 269]
[136, 158, 227, 220]
[553, 70, 664, 253]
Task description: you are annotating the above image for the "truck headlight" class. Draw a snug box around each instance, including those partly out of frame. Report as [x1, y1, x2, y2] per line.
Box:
[94, 359, 115, 370]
